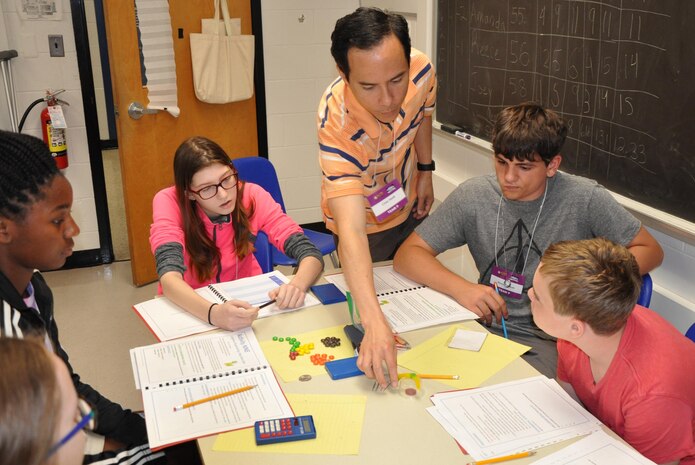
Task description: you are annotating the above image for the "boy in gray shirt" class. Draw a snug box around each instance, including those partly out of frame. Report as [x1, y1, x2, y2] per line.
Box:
[393, 103, 664, 377]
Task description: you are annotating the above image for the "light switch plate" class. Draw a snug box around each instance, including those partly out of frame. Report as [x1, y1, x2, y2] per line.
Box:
[48, 35, 64, 57]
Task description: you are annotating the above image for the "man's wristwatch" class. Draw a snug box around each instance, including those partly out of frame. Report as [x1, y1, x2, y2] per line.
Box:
[416, 161, 436, 171]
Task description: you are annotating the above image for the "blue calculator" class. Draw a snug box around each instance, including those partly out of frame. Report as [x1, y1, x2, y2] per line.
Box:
[254, 415, 317, 445]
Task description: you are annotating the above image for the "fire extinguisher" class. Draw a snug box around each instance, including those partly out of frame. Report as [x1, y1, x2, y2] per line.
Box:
[40, 89, 69, 169]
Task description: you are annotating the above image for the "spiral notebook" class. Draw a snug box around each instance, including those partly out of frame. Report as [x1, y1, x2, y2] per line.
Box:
[133, 271, 320, 341]
[324, 265, 478, 333]
[129, 328, 292, 450]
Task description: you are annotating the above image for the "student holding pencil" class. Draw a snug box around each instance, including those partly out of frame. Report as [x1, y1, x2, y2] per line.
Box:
[530, 238, 694, 465]
[394, 103, 664, 378]
[150, 136, 324, 331]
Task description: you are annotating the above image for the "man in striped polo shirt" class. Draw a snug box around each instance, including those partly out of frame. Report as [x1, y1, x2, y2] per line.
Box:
[318, 7, 437, 389]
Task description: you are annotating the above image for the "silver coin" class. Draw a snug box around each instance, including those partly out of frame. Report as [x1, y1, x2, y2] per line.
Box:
[298, 374, 312, 382]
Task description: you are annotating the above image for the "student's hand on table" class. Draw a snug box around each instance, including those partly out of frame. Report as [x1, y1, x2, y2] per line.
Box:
[455, 282, 507, 326]
[413, 172, 434, 219]
[212, 300, 259, 331]
[269, 283, 306, 309]
[357, 320, 398, 389]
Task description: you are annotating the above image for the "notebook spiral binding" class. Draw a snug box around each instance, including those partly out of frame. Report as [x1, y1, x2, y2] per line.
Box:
[377, 285, 426, 297]
[207, 284, 228, 303]
[147, 364, 269, 390]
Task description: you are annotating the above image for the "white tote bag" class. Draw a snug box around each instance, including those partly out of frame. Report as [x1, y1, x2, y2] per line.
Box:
[190, 0, 254, 103]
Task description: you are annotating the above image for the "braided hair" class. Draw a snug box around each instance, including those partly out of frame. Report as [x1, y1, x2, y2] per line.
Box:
[0, 131, 60, 220]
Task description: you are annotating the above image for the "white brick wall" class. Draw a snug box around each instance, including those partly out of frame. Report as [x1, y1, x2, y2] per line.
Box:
[261, 1, 358, 224]
[0, 0, 100, 251]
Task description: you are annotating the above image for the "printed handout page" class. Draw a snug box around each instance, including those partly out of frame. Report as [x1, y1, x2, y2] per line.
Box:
[144, 369, 292, 450]
[427, 376, 602, 460]
[202, 270, 320, 318]
[130, 328, 293, 450]
[133, 271, 320, 341]
[130, 328, 264, 389]
[530, 430, 656, 465]
[325, 266, 478, 333]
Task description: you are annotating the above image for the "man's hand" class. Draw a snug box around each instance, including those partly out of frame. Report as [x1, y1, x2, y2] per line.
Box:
[211, 300, 259, 331]
[269, 283, 306, 309]
[413, 172, 434, 219]
[453, 282, 507, 326]
[356, 319, 398, 389]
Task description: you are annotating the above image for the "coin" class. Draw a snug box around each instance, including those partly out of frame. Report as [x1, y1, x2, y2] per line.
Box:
[298, 374, 312, 382]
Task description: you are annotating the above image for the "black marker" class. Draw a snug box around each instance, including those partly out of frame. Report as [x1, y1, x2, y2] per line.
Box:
[258, 299, 276, 309]
[440, 123, 473, 141]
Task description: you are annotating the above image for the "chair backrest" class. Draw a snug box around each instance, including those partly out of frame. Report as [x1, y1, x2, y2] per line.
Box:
[232, 156, 286, 212]
[252, 230, 273, 273]
[637, 273, 653, 308]
[686, 323, 695, 343]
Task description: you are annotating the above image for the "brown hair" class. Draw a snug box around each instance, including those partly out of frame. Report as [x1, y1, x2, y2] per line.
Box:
[0, 337, 61, 465]
[540, 238, 641, 335]
[173, 137, 255, 282]
[492, 102, 568, 165]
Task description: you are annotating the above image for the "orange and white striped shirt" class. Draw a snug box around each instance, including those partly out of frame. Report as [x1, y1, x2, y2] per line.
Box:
[318, 49, 437, 235]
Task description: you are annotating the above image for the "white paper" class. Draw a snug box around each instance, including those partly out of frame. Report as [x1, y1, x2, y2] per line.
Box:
[448, 328, 487, 351]
[130, 329, 292, 450]
[428, 376, 602, 460]
[530, 430, 656, 465]
[133, 271, 320, 341]
[325, 266, 478, 333]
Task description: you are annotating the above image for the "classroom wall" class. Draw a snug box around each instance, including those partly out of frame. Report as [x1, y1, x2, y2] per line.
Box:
[261, 0, 359, 224]
[0, 0, 99, 252]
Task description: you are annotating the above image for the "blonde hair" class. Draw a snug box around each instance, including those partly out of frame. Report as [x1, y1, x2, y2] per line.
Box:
[0, 337, 62, 465]
[540, 238, 641, 335]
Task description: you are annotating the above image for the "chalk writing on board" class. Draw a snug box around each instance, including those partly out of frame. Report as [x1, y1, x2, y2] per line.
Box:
[436, 0, 695, 223]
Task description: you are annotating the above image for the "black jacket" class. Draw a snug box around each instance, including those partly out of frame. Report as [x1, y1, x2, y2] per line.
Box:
[0, 270, 164, 464]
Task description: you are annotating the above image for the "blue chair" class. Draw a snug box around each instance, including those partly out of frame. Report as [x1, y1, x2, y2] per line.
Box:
[685, 323, 695, 343]
[252, 230, 273, 273]
[233, 156, 339, 269]
[637, 273, 653, 308]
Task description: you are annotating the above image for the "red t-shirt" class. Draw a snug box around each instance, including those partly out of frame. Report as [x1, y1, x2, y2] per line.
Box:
[558, 306, 695, 464]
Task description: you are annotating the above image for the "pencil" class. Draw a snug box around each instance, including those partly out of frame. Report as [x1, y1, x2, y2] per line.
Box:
[258, 299, 276, 309]
[492, 283, 509, 339]
[417, 374, 460, 380]
[466, 450, 535, 465]
[173, 385, 256, 412]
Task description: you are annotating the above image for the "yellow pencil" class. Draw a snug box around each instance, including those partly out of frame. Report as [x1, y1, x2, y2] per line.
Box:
[173, 385, 256, 412]
[417, 373, 461, 380]
[466, 451, 536, 465]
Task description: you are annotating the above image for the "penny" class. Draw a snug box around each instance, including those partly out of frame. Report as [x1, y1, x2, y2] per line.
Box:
[298, 374, 312, 382]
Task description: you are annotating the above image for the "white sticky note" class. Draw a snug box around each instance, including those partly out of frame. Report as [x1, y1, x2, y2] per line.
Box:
[448, 329, 487, 351]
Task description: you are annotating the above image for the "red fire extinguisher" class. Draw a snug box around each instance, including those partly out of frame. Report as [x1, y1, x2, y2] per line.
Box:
[41, 90, 69, 169]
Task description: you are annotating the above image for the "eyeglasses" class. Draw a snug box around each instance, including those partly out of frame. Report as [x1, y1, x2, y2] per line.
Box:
[188, 172, 238, 200]
[48, 398, 96, 457]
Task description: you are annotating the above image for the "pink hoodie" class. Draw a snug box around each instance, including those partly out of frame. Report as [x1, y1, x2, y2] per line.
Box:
[150, 182, 302, 289]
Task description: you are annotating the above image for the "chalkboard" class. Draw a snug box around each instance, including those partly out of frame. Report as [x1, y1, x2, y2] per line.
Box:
[436, 0, 695, 223]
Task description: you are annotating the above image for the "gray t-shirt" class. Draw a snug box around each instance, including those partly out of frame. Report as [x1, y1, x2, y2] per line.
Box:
[416, 172, 641, 335]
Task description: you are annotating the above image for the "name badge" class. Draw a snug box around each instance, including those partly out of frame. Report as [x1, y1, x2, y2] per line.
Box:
[367, 179, 408, 222]
[490, 265, 525, 299]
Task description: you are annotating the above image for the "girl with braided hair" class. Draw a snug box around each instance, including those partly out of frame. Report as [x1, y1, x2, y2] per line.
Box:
[0, 130, 173, 465]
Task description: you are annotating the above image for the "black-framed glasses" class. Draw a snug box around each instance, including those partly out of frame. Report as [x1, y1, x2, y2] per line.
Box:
[47, 398, 96, 457]
[188, 172, 238, 200]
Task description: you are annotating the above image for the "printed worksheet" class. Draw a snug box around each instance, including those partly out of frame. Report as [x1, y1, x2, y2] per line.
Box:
[530, 430, 656, 464]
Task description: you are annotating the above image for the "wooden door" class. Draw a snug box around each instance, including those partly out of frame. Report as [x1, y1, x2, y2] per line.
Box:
[103, 0, 259, 286]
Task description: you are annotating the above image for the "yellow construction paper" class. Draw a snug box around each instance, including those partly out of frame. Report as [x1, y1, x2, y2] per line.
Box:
[213, 393, 366, 454]
[397, 321, 530, 389]
[260, 325, 355, 382]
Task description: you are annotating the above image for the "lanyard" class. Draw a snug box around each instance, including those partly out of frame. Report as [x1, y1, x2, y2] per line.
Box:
[494, 178, 548, 276]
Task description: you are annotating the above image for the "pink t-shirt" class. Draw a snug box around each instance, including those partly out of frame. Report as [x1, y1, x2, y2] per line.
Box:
[558, 306, 695, 464]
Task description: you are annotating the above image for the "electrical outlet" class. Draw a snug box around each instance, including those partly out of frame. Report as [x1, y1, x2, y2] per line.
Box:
[48, 35, 64, 57]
